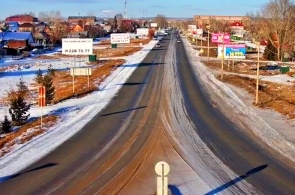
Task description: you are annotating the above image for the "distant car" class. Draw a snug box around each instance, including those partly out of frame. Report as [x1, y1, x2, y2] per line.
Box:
[156, 43, 161, 48]
[153, 36, 157, 40]
[177, 40, 181, 43]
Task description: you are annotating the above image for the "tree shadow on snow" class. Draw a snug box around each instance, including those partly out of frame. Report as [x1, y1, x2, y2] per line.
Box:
[205, 164, 268, 195]
[100, 106, 147, 116]
[120, 62, 164, 68]
[0, 163, 58, 183]
[168, 185, 182, 195]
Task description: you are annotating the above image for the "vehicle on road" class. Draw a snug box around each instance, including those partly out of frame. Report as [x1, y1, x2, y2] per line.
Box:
[156, 43, 161, 48]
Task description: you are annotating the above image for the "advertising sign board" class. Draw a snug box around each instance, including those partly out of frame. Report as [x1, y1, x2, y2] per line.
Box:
[212, 33, 230, 43]
[111, 33, 130, 44]
[150, 23, 158, 27]
[196, 29, 203, 35]
[136, 28, 149, 36]
[70, 68, 92, 76]
[218, 44, 246, 59]
[62, 38, 93, 55]
[188, 25, 197, 31]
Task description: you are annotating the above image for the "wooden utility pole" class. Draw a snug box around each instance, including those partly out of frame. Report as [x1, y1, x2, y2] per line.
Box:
[255, 42, 260, 105]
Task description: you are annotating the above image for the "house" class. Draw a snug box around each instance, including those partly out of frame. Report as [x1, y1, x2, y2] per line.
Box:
[34, 22, 51, 45]
[67, 31, 88, 38]
[0, 32, 34, 55]
[230, 22, 245, 38]
[5, 22, 19, 32]
[5, 14, 38, 24]
[71, 24, 84, 32]
[68, 16, 96, 24]
[19, 23, 35, 32]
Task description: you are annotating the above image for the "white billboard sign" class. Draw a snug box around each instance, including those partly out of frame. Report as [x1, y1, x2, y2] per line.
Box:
[70, 67, 92, 76]
[136, 28, 149, 36]
[151, 23, 158, 27]
[196, 29, 203, 35]
[188, 25, 197, 31]
[62, 38, 93, 55]
[111, 33, 130, 44]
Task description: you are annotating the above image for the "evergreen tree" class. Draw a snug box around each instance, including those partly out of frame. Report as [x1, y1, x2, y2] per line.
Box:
[34, 69, 43, 84]
[2, 115, 12, 134]
[9, 95, 30, 126]
[47, 64, 56, 77]
[42, 74, 55, 104]
[16, 78, 29, 98]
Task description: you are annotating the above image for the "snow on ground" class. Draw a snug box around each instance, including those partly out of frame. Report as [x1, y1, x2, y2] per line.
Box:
[0, 39, 158, 177]
[183, 37, 295, 162]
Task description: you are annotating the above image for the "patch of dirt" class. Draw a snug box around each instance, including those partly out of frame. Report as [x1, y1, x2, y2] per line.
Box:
[99, 38, 151, 47]
[93, 47, 142, 58]
[204, 60, 283, 76]
[215, 74, 295, 119]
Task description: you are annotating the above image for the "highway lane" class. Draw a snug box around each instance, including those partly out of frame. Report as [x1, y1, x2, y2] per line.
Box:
[174, 32, 295, 194]
[0, 38, 168, 194]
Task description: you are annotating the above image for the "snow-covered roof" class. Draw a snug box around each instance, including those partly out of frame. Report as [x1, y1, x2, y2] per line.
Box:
[0, 32, 34, 42]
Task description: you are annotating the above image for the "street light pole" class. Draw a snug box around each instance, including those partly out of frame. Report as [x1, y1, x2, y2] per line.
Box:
[207, 29, 210, 63]
[255, 42, 260, 105]
[221, 33, 225, 80]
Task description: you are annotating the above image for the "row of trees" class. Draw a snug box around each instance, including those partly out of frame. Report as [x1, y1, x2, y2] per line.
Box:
[0, 67, 55, 134]
[253, 0, 295, 61]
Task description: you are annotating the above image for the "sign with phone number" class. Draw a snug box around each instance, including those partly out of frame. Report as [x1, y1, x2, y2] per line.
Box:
[218, 44, 246, 59]
[62, 38, 93, 55]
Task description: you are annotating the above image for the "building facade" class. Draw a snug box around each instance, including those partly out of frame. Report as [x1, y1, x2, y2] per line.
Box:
[194, 15, 250, 28]
[5, 14, 38, 24]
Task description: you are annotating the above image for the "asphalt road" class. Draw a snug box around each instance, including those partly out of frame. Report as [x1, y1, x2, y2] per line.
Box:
[1, 32, 295, 194]
[175, 33, 295, 194]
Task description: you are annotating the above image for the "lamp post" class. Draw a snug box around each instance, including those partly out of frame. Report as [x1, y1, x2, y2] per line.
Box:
[207, 29, 210, 63]
[221, 33, 225, 80]
[255, 41, 260, 105]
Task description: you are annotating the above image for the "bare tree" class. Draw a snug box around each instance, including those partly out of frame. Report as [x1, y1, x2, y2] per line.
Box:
[154, 14, 168, 28]
[256, 0, 295, 61]
[38, 10, 66, 45]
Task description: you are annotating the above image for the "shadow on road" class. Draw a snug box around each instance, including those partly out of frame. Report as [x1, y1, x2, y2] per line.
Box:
[205, 164, 268, 195]
[0, 163, 58, 183]
[100, 106, 147, 117]
[121, 62, 164, 68]
[116, 82, 146, 86]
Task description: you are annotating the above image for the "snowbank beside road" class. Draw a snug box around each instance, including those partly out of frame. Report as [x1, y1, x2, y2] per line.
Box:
[183, 37, 295, 163]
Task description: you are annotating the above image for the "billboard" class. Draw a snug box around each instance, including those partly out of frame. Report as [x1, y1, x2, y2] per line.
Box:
[196, 29, 203, 35]
[136, 28, 149, 36]
[218, 44, 246, 59]
[212, 33, 230, 43]
[188, 25, 197, 31]
[150, 23, 158, 27]
[62, 38, 93, 55]
[70, 67, 92, 76]
[111, 33, 130, 44]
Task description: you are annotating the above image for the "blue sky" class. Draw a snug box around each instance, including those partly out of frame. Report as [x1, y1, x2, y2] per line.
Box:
[1, 0, 268, 20]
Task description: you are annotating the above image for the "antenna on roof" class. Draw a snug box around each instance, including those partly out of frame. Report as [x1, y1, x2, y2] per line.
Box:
[124, 0, 127, 19]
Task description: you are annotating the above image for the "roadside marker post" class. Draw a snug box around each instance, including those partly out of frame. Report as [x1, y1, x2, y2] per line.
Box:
[155, 161, 170, 195]
[38, 86, 46, 128]
[255, 42, 260, 105]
